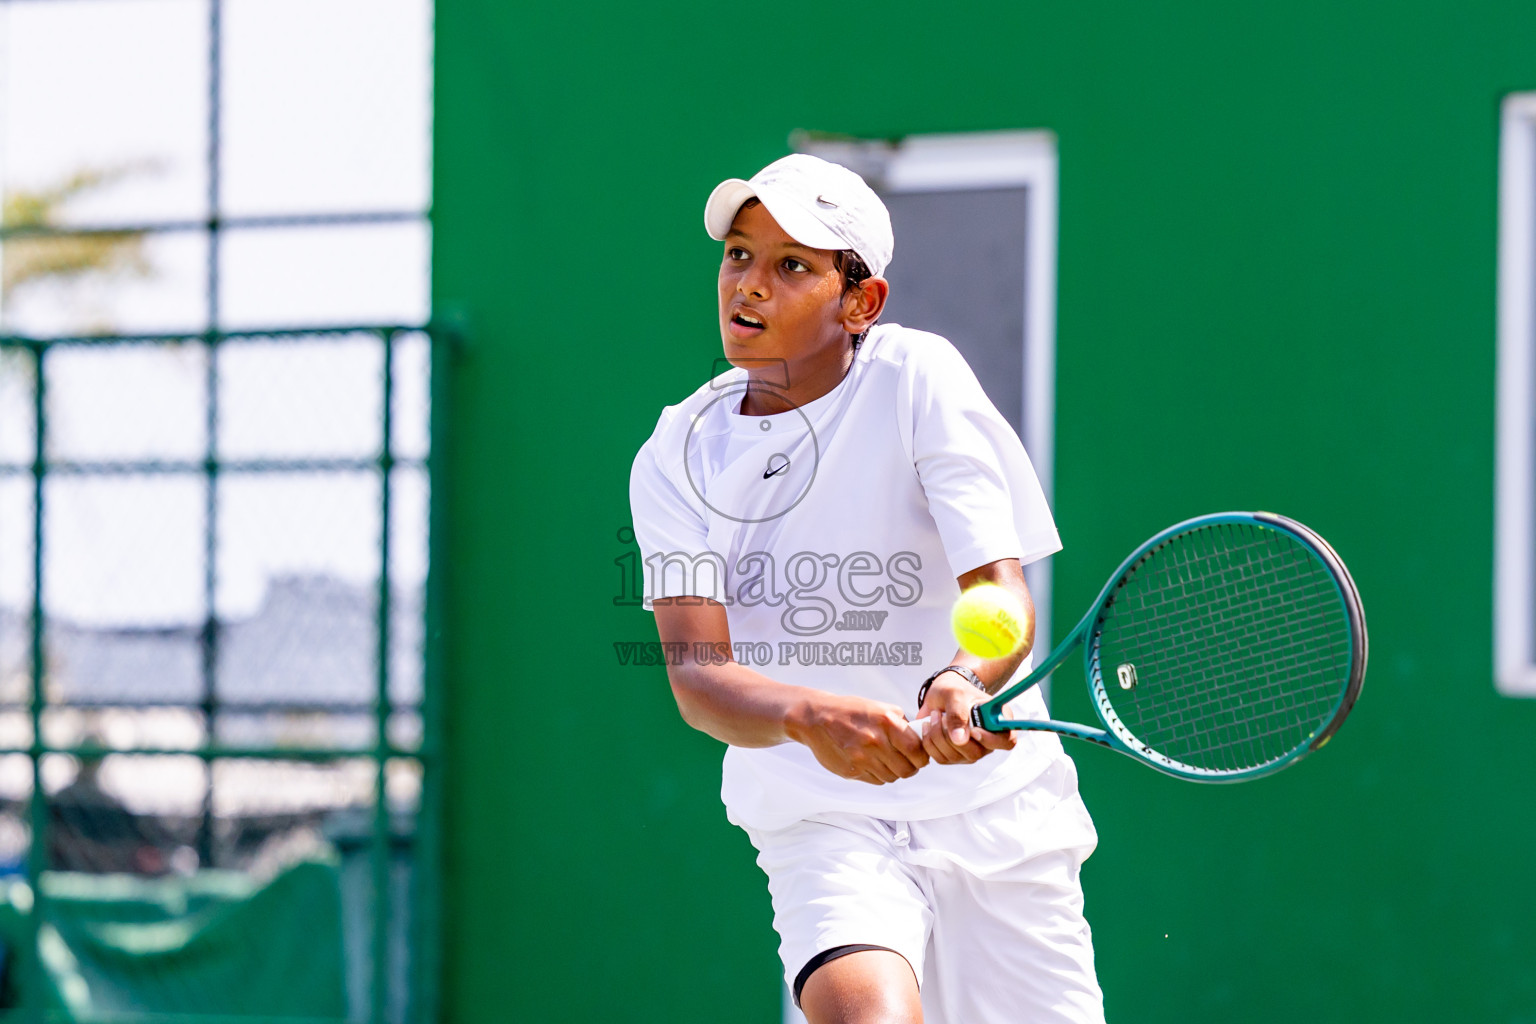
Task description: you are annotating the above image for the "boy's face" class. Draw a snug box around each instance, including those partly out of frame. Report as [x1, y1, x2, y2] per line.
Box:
[717, 201, 858, 370]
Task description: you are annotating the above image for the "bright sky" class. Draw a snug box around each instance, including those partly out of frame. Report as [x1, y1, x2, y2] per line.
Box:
[0, 0, 433, 625]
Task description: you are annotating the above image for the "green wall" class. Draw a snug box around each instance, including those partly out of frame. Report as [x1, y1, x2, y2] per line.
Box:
[434, 2, 1536, 1020]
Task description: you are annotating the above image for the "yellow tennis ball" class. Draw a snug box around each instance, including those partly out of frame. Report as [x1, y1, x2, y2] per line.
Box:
[951, 584, 1029, 659]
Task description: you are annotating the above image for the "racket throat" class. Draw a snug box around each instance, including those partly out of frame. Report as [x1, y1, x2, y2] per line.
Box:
[972, 706, 1115, 749]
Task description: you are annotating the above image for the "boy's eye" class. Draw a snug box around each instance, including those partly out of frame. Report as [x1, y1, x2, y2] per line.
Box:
[784, 258, 810, 273]
[727, 247, 750, 261]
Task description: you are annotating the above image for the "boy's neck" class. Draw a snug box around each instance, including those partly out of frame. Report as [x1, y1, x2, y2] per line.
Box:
[739, 346, 855, 416]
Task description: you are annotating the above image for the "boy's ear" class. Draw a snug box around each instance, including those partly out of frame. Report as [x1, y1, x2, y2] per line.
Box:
[842, 276, 890, 335]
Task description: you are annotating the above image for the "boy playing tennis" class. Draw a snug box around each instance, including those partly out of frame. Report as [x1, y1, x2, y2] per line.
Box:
[630, 154, 1103, 1023]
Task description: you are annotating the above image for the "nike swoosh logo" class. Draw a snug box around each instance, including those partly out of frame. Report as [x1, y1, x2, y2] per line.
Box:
[763, 458, 790, 479]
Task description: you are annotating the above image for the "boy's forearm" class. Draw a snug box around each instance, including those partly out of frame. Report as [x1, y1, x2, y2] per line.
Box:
[666, 658, 823, 748]
[649, 597, 926, 783]
[667, 656, 930, 786]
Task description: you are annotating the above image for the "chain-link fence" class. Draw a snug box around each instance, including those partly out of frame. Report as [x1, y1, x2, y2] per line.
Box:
[0, 325, 443, 1024]
[0, 1, 439, 1016]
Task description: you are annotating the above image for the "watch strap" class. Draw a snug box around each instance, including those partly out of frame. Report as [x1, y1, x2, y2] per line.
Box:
[916, 665, 988, 707]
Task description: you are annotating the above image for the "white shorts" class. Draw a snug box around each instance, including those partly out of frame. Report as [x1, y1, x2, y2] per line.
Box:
[744, 755, 1104, 1024]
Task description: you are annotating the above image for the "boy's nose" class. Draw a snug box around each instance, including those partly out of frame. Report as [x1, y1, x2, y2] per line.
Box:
[738, 267, 770, 299]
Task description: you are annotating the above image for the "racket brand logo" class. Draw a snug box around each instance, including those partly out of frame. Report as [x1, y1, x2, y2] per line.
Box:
[1116, 663, 1138, 690]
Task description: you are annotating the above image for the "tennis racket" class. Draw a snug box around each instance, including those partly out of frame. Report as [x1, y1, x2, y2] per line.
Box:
[964, 511, 1366, 782]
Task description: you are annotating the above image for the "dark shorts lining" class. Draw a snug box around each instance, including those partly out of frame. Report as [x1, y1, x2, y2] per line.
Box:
[792, 944, 900, 1007]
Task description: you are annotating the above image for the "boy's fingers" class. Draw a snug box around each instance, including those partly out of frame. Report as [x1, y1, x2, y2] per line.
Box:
[946, 710, 976, 751]
[923, 736, 948, 762]
[874, 743, 917, 781]
[972, 726, 1016, 751]
[892, 720, 931, 769]
[924, 722, 966, 764]
[854, 753, 896, 784]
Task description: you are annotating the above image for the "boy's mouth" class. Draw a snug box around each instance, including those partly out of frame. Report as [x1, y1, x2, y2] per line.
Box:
[728, 310, 767, 336]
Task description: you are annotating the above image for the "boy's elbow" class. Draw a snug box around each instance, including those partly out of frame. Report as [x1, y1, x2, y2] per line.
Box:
[666, 666, 710, 731]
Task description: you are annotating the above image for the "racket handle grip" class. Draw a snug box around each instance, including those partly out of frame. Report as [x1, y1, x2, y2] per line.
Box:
[906, 713, 937, 739]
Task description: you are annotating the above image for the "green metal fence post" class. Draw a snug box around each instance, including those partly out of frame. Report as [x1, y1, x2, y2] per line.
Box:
[371, 329, 397, 1024]
[408, 318, 454, 1024]
[25, 342, 47, 1024]
[200, 0, 226, 877]
[199, 329, 222, 871]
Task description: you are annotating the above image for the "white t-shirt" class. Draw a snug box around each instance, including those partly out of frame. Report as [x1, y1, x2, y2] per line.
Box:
[629, 324, 1065, 831]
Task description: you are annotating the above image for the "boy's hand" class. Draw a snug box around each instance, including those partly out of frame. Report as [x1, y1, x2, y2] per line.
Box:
[786, 694, 930, 785]
[916, 672, 1016, 765]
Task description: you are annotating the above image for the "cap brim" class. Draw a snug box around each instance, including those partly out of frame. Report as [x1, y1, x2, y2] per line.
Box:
[704, 179, 755, 240]
[704, 180, 851, 253]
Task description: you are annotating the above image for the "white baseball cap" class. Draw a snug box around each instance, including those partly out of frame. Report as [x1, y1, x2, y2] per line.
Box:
[704, 154, 894, 277]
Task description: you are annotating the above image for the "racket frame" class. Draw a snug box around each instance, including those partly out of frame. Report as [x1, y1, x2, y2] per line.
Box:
[970, 511, 1367, 782]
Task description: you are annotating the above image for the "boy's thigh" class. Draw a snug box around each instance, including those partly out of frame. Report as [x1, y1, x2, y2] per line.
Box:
[916, 764, 1104, 1024]
[750, 757, 1103, 1023]
[746, 814, 932, 1004]
[921, 847, 1104, 1024]
[798, 949, 921, 1024]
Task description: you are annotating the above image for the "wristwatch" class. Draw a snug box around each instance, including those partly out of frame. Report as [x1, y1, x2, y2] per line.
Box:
[916, 665, 988, 707]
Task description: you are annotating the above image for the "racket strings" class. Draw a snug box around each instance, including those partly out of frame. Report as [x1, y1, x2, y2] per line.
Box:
[1093, 522, 1351, 773]
[1142, 599, 1344, 736]
[1118, 531, 1348, 770]
[1127, 547, 1348, 771]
